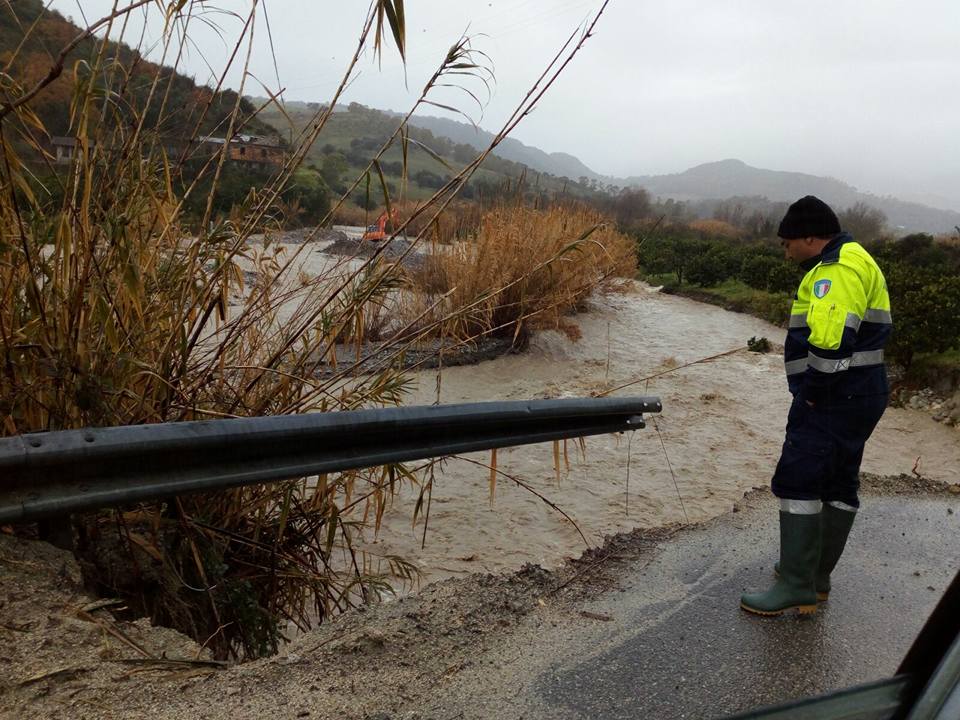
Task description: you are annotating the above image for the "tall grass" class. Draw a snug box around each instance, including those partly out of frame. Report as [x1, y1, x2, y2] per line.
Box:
[688, 218, 740, 239]
[1, 0, 431, 660]
[410, 204, 635, 345]
[1, 0, 616, 659]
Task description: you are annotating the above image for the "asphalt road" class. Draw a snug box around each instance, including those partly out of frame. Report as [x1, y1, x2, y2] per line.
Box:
[428, 488, 959, 719]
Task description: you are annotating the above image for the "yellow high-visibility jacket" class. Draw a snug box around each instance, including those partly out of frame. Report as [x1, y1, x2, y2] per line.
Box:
[784, 232, 892, 403]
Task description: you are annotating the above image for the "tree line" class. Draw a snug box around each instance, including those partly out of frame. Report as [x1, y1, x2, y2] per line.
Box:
[637, 224, 960, 371]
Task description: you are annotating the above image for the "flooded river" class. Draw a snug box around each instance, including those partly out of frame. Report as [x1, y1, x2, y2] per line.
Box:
[357, 279, 960, 587]
[240, 237, 960, 589]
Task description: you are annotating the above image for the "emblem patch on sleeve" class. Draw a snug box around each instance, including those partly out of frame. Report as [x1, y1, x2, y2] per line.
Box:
[813, 279, 832, 299]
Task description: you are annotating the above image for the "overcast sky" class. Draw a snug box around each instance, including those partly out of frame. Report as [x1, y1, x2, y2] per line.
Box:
[51, 1, 960, 210]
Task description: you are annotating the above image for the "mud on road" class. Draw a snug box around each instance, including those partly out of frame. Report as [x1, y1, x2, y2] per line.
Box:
[3, 477, 957, 720]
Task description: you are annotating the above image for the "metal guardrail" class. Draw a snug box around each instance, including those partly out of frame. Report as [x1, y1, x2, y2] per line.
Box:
[0, 396, 661, 524]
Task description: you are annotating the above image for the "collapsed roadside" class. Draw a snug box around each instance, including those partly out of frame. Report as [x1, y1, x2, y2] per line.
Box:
[2, 473, 956, 720]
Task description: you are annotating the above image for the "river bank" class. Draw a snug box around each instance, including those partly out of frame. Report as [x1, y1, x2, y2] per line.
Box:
[656, 279, 960, 402]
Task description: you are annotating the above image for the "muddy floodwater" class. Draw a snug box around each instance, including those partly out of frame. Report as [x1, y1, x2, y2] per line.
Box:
[232, 237, 960, 588]
[354, 279, 960, 587]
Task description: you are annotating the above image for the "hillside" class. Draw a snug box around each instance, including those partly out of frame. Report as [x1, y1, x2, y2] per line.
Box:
[2, 0, 275, 140]
[9, 1, 954, 233]
[318, 104, 960, 234]
[255, 100, 606, 204]
[402, 113, 605, 183]
[627, 159, 960, 234]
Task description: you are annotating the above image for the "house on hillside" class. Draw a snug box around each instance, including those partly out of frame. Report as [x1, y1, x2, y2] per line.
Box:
[196, 134, 284, 169]
[49, 134, 285, 169]
[50, 136, 77, 164]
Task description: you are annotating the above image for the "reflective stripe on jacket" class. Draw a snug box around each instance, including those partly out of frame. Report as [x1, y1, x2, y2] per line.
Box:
[784, 232, 892, 402]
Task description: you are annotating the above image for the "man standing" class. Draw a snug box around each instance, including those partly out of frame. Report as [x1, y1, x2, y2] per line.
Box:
[741, 195, 892, 616]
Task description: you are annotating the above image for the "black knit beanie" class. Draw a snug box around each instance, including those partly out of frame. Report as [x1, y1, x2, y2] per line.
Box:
[777, 195, 841, 239]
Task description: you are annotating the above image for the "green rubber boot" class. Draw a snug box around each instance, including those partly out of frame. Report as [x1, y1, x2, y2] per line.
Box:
[774, 503, 856, 601]
[773, 562, 830, 600]
[741, 510, 820, 616]
[813, 502, 857, 598]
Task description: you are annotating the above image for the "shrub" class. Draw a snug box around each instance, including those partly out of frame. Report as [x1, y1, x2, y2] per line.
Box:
[873, 233, 959, 272]
[409, 204, 635, 344]
[288, 169, 331, 224]
[689, 218, 740, 239]
[686, 251, 728, 286]
[739, 254, 779, 289]
[411, 169, 441, 188]
[885, 264, 960, 368]
[638, 235, 705, 285]
[766, 261, 800, 294]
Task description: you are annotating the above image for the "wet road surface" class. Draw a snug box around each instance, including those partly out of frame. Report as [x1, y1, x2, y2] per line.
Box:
[422, 488, 959, 719]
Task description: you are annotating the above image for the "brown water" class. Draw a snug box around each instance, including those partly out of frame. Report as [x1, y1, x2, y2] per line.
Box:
[356, 281, 960, 587]
[226, 238, 959, 588]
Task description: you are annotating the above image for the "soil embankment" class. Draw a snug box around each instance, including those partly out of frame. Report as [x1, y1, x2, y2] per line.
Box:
[323, 233, 426, 271]
[3, 481, 957, 719]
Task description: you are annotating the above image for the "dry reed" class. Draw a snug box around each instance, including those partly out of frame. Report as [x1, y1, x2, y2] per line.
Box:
[409, 204, 635, 345]
[1, 0, 617, 660]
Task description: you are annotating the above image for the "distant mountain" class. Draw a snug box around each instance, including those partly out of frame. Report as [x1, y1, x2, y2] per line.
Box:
[403, 114, 605, 183]
[627, 159, 856, 204]
[402, 118, 958, 234]
[263, 98, 958, 233]
[626, 159, 960, 234]
[893, 191, 960, 214]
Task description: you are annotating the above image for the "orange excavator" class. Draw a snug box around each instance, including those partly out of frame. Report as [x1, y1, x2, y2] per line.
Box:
[360, 208, 399, 242]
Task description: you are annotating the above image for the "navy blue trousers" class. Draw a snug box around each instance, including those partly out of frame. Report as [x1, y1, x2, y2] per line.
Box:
[771, 394, 888, 507]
